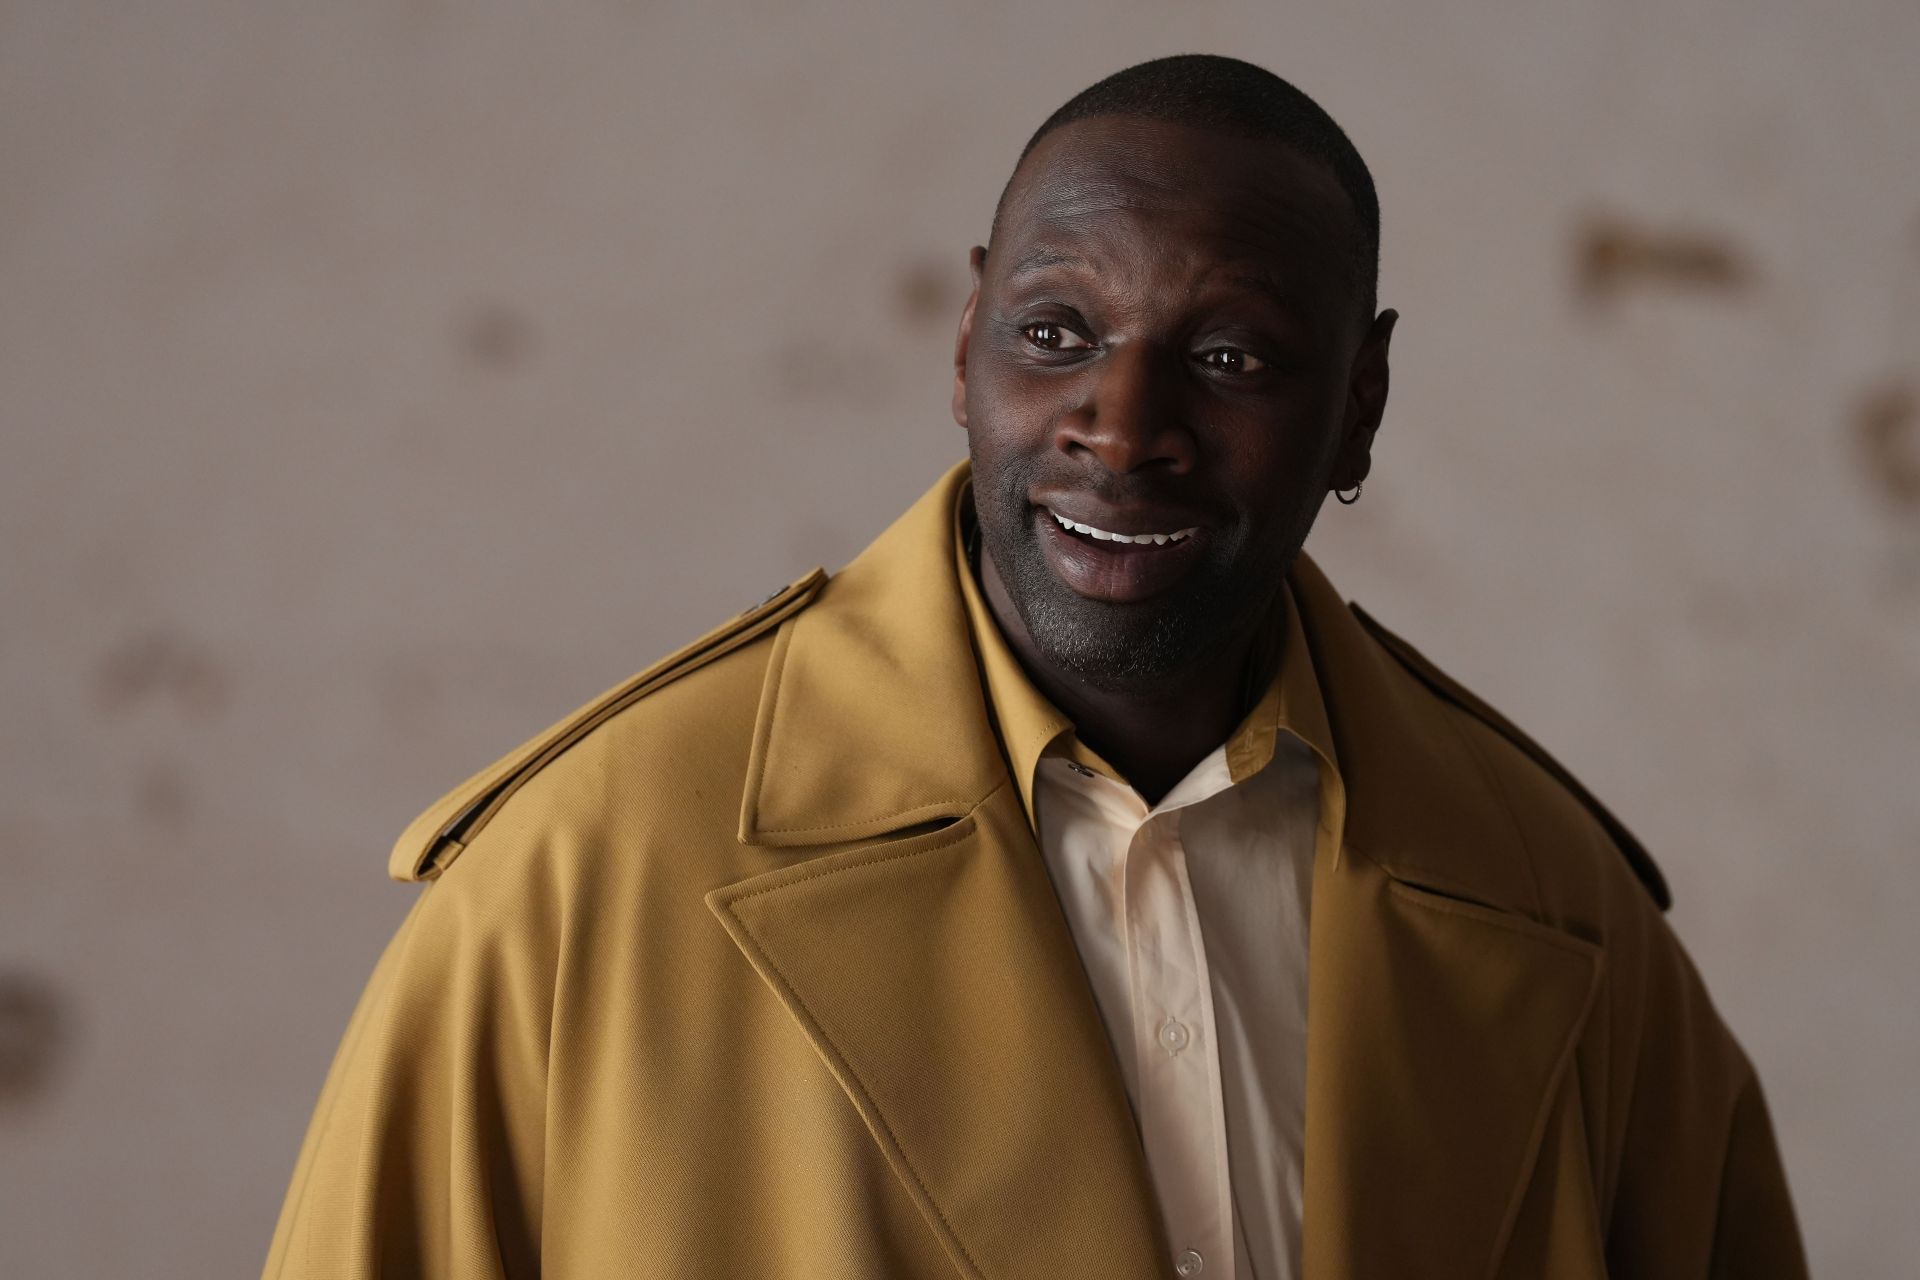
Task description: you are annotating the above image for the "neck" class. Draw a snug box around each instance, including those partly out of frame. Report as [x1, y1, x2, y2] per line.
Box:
[976, 542, 1260, 807]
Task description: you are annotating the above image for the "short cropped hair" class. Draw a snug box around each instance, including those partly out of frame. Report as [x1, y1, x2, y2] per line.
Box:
[991, 53, 1380, 322]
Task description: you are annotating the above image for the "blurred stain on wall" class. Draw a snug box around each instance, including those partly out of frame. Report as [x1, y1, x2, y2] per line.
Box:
[1574, 213, 1755, 305]
[137, 760, 194, 827]
[1854, 382, 1920, 513]
[893, 255, 965, 328]
[458, 301, 539, 373]
[92, 631, 228, 718]
[0, 971, 70, 1108]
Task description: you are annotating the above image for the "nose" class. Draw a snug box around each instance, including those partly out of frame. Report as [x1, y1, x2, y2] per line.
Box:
[1051, 342, 1196, 475]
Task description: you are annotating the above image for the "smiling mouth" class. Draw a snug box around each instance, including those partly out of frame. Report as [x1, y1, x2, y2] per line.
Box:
[1044, 507, 1200, 547]
[1032, 502, 1207, 603]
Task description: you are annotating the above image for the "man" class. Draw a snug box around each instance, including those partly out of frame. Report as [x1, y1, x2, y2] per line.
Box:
[265, 55, 1807, 1279]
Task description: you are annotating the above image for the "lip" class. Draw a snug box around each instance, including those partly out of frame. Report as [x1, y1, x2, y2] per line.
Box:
[1031, 501, 1208, 604]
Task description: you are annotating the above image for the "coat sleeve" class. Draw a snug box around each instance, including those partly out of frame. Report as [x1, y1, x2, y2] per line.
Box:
[1599, 903, 1809, 1279]
[1704, 1059, 1808, 1279]
[262, 837, 558, 1280]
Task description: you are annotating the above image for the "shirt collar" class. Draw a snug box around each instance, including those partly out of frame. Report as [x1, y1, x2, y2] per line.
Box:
[952, 477, 1340, 830]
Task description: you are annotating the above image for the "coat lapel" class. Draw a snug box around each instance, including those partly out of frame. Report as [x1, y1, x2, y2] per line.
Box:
[1299, 849, 1602, 1276]
[1290, 551, 1606, 1277]
[707, 461, 1608, 1279]
[710, 467, 1173, 1279]
[708, 784, 1174, 1280]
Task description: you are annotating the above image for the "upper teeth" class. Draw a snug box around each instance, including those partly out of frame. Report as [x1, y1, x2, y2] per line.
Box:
[1049, 509, 1198, 546]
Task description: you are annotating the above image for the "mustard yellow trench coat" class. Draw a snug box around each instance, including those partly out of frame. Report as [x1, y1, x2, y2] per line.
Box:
[265, 461, 1807, 1279]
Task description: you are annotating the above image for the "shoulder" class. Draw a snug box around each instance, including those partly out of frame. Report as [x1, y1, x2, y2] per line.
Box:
[387, 568, 828, 883]
[1349, 602, 1672, 916]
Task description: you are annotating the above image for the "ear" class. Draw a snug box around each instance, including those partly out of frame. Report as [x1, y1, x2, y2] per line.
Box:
[1332, 307, 1398, 491]
[951, 244, 987, 430]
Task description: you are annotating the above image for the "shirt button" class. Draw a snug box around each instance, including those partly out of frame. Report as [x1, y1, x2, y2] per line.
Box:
[1158, 1017, 1190, 1054]
[1065, 761, 1095, 778]
[1175, 1249, 1205, 1276]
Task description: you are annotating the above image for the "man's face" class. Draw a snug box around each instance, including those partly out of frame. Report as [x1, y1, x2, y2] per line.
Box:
[953, 114, 1394, 691]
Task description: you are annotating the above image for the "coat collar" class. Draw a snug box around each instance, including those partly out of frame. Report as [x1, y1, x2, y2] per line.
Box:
[735, 461, 1004, 848]
[737, 458, 1543, 920]
[711, 460, 1602, 1279]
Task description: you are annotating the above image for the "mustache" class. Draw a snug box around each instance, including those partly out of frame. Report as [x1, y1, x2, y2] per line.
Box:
[998, 459, 1218, 516]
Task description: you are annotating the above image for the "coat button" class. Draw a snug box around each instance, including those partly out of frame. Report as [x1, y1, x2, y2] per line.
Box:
[1175, 1249, 1204, 1275]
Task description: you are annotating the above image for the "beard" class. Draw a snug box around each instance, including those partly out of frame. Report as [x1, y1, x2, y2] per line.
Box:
[969, 450, 1293, 695]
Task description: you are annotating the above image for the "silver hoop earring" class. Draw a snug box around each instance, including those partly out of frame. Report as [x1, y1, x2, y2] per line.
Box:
[1335, 482, 1363, 505]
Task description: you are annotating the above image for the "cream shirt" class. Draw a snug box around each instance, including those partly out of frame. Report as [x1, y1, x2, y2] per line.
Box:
[957, 493, 1345, 1280]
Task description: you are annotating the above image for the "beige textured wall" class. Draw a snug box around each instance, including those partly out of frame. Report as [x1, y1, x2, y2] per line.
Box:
[5, 3, 1917, 1275]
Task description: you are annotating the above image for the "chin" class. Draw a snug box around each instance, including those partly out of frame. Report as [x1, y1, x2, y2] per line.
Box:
[1003, 545, 1250, 692]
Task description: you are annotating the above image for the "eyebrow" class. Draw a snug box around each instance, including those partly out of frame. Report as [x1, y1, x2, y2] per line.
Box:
[1226, 272, 1303, 315]
[1006, 245, 1088, 279]
[1004, 246, 1307, 319]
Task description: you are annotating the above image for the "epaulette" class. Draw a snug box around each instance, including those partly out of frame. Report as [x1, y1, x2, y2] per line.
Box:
[1350, 603, 1672, 912]
[389, 567, 829, 882]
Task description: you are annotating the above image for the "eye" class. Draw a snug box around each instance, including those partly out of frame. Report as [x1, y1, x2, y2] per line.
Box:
[1021, 322, 1093, 353]
[1200, 346, 1267, 375]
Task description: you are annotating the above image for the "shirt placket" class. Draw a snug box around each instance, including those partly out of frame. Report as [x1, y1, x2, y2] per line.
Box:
[1124, 806, 1234, 1280]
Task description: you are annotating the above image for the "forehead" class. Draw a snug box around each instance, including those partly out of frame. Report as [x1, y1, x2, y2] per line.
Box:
[992, 115, 1356, 303]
